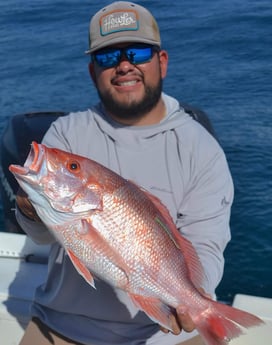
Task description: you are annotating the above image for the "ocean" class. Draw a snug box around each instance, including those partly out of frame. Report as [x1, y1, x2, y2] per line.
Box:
[0, 0, 271, 304]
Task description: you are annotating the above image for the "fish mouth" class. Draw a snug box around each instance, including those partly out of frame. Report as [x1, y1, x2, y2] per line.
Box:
[9, 141, 45, 176]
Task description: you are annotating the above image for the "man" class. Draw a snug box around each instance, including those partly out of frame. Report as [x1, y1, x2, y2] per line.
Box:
[16, 2, 233, 344]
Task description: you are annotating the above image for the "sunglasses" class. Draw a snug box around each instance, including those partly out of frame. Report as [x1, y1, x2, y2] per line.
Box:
[92, 44, 160, 68]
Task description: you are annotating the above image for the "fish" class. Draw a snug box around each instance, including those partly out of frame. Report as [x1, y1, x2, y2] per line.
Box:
[9, 141, 264, 345]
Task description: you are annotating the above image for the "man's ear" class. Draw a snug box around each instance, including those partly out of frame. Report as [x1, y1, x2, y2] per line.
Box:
[88, 62, 97, 85]
[158, 50, 168, 80]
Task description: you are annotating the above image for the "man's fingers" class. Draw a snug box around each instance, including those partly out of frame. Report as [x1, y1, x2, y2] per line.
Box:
[176, 307, 195, 333]
[159, 307, 197, 335]
[169, 313, 182, 335]
[159, 313, 181, 335]
[160, 326, 169, 334]
[160, 289, 209, 336]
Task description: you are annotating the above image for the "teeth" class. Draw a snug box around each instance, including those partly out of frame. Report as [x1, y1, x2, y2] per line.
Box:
[118, 80, 137, 86]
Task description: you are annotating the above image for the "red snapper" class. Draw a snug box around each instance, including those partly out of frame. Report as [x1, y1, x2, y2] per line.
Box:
[9, 142, 264, 345]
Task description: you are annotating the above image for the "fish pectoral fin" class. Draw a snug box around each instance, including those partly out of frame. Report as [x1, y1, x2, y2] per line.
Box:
[129, 294, 176, 333]
[67, 249, 96, 289]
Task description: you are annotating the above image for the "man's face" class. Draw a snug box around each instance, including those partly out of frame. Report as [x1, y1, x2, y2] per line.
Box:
[89, 44, 168, 123]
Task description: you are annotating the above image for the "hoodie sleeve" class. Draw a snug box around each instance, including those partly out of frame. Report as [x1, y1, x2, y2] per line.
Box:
[175, 124, 234, 296]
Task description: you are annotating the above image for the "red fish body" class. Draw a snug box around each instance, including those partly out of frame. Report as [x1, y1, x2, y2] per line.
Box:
[9, 142, 264, 345]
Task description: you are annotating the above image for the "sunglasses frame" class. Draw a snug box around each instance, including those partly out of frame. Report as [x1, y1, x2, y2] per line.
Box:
[91, 44, 160, 68]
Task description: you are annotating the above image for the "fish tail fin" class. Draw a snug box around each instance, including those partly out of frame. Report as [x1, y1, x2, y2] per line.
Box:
[196, 300, 264, 345]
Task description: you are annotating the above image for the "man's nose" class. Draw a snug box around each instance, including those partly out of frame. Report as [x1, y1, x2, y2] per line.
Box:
[116, 55, 135, 72]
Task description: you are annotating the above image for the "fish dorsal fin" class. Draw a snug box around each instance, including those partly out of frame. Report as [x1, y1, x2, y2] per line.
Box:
[138, 185, 206, 290]
[170, 233, 206, 290]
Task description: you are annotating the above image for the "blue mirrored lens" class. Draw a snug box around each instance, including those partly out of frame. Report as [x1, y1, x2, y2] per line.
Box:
[93, 45, 155, 68]
[94, 49, 121, 68]
[125, 47, 153, 64]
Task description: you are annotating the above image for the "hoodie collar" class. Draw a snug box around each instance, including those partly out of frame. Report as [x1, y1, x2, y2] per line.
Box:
[91, 93, 191, 146]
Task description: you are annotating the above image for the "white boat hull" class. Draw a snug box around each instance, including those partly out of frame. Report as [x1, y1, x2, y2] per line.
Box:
[0, 232, 49, 345]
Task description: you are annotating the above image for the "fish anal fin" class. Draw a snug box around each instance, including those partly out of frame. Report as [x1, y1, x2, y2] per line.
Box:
[129, 293, 176, 332]
[67, 249, 96, 288]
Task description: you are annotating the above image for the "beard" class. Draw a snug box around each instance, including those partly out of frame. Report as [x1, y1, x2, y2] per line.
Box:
[97, 79, 163, 121]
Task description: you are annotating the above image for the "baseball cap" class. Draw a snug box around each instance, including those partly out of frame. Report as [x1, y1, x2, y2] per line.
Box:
[85, 1, 161, 54]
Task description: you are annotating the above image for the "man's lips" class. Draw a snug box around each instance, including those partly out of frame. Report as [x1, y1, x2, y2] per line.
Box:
[112, 74, 142, 87]
[115, 80, 138, 87]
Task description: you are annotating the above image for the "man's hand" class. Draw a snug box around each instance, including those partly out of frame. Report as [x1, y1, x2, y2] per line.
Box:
[16, 188, 41, 222]
[160, 288, 211, 335]
[160, 309, 195, 335]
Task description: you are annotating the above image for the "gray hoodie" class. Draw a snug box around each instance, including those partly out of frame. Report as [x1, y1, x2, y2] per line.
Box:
[17, 93, 233, 345]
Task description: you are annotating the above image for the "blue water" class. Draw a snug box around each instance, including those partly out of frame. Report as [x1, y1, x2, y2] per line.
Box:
[1, 0, 271, 304]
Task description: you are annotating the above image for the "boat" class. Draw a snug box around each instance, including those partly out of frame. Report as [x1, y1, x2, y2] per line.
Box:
[0, 110, 271, 344]
[0, 231, 271, 345]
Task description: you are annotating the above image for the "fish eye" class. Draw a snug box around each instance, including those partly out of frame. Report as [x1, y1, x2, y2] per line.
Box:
[67, 160, 80, 172]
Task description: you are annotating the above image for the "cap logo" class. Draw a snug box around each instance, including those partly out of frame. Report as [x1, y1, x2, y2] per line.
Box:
[100, 10, 139, 36]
